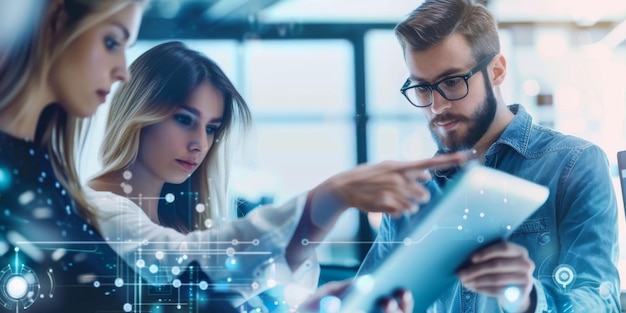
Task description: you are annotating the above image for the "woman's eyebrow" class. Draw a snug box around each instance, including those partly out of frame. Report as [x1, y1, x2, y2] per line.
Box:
[180, 105, 223, 123]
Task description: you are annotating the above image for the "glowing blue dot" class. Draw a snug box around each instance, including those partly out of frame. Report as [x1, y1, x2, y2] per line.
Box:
[164, 193, 175, 203]
[94, 281, 100, 288]
[0, 167, 12, 191]
[123, 303, 132, 312]
[265, 279, 276, 288]
[114, 278, 124, 287]
[503, 286, 521, 302]
[172, 279, 181, 288]
[6, 276, 28, 299]
[225, 257, 239, 270]
[354, 275, 375, 293]
[171, 266, 180, 275]
[149, 265, 159, 273]
[204, 219, 213, 228]
[198, 281, 208, 290]
[136, 259, 145, 268]
[319, 295, 342, 313]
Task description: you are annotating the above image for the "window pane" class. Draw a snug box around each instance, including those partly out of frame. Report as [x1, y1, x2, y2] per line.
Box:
[234, 40, 359, 266]
[233, 122, 355, 204]
[242, 40, 354, 116]
[365, 30, 417, 116]
[368, 120, 437, 164]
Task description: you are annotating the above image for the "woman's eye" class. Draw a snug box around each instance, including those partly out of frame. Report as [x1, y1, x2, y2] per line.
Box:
[104, 37, 120, 51]
[206, 125, 218, 135]
[174, 114, 193, 126]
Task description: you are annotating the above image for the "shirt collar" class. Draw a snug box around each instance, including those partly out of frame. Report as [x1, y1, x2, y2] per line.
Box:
[487, 104, 534, 158]
[432, 104, 534, 181]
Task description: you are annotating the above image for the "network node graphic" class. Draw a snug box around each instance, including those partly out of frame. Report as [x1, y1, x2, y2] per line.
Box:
[0, 264, 41, 309]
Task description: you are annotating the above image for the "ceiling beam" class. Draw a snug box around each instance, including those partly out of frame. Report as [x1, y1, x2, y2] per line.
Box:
[202, 0, 283, 24]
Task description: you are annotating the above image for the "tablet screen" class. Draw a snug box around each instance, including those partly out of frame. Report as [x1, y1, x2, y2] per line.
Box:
[340, 162, 549, 313]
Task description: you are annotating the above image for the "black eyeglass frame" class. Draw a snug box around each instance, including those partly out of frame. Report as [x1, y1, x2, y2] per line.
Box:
[400, 53, 498, 108]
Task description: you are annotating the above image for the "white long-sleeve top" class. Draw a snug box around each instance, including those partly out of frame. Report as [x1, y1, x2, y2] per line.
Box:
[84, 186, 320, 307]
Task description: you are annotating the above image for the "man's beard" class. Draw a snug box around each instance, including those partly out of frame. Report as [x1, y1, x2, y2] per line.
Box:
[429, 80, 497, 153]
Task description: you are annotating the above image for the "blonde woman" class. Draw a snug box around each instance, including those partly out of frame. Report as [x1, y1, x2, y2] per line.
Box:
[0, 0, 147, 311]
[86, 41, 467, 311]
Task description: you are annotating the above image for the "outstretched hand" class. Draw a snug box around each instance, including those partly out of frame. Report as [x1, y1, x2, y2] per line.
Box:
[310, 151, 468, 217]
[286, 152, 467, 272]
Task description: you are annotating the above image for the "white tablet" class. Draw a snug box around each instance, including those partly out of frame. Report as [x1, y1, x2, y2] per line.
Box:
[339, 161, 549, 313]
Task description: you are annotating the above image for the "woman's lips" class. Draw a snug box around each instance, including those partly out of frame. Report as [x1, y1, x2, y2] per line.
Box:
[176, 160, 197, 171]
[96, 90, 109, 103]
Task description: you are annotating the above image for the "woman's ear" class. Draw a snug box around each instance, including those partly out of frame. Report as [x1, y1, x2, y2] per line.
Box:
[490, 54, 506, 87]
[47, 0, 68, 39]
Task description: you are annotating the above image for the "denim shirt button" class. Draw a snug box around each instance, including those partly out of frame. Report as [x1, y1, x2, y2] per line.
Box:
[538, 232, 551, 245]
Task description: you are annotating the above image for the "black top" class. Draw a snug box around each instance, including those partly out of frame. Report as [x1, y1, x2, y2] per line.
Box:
[0, 107, 236, 312]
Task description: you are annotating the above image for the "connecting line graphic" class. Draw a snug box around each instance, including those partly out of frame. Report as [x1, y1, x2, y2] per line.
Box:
[46, 270, 54, 300]
[302, 225, 459, 246]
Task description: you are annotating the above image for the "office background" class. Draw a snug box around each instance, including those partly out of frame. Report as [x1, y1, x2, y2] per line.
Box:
[77, 0, 626, 292]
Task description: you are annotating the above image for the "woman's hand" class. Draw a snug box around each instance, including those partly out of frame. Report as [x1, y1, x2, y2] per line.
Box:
[310, 152, 468, 218]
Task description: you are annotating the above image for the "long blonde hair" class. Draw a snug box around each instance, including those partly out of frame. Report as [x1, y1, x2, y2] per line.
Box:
[0, 0, 148, 223]
[96, 41, 252, 232]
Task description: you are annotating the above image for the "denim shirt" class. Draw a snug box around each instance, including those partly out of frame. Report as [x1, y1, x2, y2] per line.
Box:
[358, 104, 621, 312]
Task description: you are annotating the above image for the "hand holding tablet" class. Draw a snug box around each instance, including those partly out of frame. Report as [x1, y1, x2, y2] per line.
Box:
[340, 161, 549, 313]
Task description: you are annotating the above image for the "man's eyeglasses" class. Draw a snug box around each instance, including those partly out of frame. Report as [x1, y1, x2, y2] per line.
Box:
[400, 53, 497, 108]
